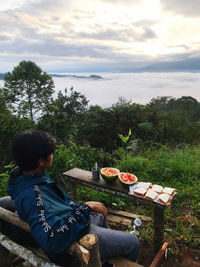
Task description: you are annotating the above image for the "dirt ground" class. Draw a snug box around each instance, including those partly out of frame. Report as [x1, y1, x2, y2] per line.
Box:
[139, 245, 200, 267]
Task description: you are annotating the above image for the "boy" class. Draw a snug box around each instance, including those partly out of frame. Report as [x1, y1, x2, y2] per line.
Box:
[7, 130, 140, 265]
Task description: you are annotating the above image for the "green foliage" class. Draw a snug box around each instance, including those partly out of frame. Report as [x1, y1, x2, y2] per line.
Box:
[38, 87, 88, 144]
[137, 122, 153, 132]
[118, 129, 134, 160]
[0, 87, 8, 113]
[47, 143, 106, 183]
[0, 113, 33, 166]
[118, 129, 131, 144]
[0, 162, 17, 197]
[78, 187, 127, 209]
[81, 105, 119, 151]
[115, 155, 151, 179]
[4, 60, 54, 121]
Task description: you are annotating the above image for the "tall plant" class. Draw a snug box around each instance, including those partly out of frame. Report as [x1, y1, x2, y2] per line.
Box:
[118, 129, 132, 160]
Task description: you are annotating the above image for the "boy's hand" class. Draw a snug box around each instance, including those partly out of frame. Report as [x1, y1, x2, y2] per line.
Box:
[85, 201, 108, 219]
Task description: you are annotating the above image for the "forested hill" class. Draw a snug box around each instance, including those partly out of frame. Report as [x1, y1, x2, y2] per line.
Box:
[0, 73, 103, 80]
[0, 73, 5, 80]
[50, 74, 103, 79]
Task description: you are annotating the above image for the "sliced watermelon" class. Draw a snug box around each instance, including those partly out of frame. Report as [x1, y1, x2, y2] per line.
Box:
[118, 172, 138, 187]
[100, 167, 120, 183]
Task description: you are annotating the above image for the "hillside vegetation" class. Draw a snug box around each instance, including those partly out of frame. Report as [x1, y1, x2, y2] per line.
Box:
[0, 61, 199, 260]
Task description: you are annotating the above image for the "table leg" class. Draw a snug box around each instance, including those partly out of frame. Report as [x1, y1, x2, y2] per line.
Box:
[70, 181, 78, 202]
[153, 206, 165, 255]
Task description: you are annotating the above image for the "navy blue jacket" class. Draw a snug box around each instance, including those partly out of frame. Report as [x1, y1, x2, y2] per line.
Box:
[7, 169, 91, 258]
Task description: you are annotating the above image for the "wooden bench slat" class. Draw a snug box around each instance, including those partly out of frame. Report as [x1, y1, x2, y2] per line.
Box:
[107, 214, 132, 226]
[108, 208, 152, 222]
[0, 232, 58, 267]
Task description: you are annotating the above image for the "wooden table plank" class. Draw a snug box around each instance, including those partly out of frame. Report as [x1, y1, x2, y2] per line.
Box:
[63, 168, 165, 208]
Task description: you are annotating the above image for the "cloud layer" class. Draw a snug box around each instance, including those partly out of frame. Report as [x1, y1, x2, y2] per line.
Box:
[0, 0, 200, 72]
[51, 72, 200, 107]
[161, 0, 200, 17]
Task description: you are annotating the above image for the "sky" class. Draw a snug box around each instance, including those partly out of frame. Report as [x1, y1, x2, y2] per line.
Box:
[0, 0, 200, 72]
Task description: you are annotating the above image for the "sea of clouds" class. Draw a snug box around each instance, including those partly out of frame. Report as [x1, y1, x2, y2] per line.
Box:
[52, 72, 200, 107]
[1, 72, 200, 107]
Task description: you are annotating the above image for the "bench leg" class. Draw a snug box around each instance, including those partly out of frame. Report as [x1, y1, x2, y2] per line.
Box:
[70, 182, 78, 201]
[153, 207, 164, 255]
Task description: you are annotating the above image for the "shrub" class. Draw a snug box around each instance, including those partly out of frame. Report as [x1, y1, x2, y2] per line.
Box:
[0, 163, 17, 197]
[47, 143, 106, 183]
[115, 155, 151, 180]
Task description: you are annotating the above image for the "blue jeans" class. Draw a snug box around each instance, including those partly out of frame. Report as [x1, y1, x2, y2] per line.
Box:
[89, 213, 141, 262]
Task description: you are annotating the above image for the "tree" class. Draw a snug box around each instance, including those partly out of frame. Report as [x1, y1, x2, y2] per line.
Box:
[0, 88, 33, 166]
[38, 87, 89, 143]
[4, 60, 54, 121]
[0, 87, 8, 113]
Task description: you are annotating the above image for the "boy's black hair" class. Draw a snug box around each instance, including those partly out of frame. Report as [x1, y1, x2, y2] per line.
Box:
[12, 130, 56, 171]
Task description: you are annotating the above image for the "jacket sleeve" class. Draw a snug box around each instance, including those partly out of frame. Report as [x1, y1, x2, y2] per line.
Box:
[16, 185, 91, 257]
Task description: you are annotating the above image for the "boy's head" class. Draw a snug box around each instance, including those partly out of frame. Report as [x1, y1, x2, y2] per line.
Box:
[12, 130, 56, 171]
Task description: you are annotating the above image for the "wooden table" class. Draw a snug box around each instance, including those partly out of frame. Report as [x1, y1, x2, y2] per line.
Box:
[63, 168, 169, 255]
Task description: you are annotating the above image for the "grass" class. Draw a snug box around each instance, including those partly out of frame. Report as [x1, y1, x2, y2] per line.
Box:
[76, 144, 200, 255]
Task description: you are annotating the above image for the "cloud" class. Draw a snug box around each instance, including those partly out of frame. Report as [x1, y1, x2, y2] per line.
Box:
[0, 6, 157, 64]
[0, 37, 111, 58]
[77, 26, 157, 42]
[160, 0, 200, 17]
[17, 0, 71, 16]
[0, 34, 11, 41]
[0, 0, 199, 73]
[132, 19, 158, 27]
[167, 44, 191, 50]
[99, 0, 142, 4]
[141, 27, 157, 40]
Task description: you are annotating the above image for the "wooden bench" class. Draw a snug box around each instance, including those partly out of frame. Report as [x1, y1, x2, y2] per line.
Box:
[0, 206, 144, 267]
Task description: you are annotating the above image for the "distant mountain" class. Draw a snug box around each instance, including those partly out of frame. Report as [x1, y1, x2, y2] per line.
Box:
[1, 59, 200, 78]
[133, 59, 200, 73]
[50, 74, 103, 79]
[0, 73, 103, 80]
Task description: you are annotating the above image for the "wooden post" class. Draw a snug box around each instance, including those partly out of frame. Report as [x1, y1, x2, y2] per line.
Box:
[150, 242, 168, 267]
[153, 207, 165, 255]
[79, 234, 102, 267]
[70, 181, 78, 201]
[68, 241, 90, 265]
